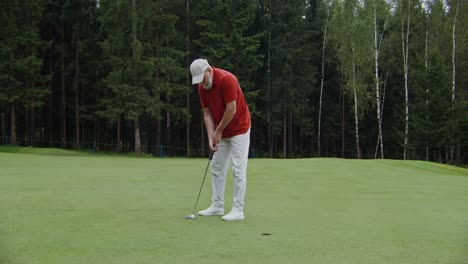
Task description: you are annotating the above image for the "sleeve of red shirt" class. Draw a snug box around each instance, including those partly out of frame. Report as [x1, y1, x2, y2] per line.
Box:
[221, 75, 239, 104]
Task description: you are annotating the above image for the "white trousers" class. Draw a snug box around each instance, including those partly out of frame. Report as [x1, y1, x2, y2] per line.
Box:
[211, 128, 250, 211]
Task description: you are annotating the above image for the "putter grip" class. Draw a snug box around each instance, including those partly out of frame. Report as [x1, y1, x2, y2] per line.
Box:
[209, 151, 214, 160]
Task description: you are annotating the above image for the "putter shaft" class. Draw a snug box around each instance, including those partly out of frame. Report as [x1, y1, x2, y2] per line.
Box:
[191, 152, 214, 214]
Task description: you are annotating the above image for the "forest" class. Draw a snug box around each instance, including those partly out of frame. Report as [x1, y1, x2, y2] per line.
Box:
[0, 0, 467, 164]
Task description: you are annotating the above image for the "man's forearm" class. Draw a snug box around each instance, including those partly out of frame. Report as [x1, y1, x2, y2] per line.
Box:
[215, 101, 236, 134]
[204, 116, 215, 138]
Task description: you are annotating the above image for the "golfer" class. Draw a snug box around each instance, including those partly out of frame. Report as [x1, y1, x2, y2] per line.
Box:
[190, 58, 251, 221]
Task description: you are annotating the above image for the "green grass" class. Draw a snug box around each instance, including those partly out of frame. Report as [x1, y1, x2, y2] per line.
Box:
[0, 145, 93, 156]
[0, 149, 467, 264]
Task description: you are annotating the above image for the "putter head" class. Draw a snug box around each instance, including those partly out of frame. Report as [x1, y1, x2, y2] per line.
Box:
[185, 214, 196, 220]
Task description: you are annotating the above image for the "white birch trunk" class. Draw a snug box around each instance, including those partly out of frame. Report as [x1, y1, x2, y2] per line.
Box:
[318, 3, 330, 157]
[451, 0, 458, 105]
[450, 0, 459, 162]
[401, 0, 411, 160]
[352, 46, 360, 159]
[425, 15, 429, 161]
[373, 4, 384, 159]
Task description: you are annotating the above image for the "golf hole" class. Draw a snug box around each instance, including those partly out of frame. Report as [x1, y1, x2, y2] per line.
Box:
[261, 233, 271, 236]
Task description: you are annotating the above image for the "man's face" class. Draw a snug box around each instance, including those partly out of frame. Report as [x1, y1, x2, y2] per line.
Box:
[201, 68, 213, 90]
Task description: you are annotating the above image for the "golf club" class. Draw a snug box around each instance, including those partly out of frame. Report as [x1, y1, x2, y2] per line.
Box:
[185, 151, 214, 220]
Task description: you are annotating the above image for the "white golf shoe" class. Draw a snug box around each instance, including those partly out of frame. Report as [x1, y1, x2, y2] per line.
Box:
[221, 209, 245, 221]
[198, 205, 224, 216]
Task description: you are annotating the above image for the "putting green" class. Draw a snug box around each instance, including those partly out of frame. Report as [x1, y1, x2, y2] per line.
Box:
[0, 150, 467, 264]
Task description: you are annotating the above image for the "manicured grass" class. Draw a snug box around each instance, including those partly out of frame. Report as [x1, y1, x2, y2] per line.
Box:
[0, 145, 93, 156]
[0, 150, 467, 264]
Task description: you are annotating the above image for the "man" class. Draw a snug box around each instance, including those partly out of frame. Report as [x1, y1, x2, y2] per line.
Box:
[190, 58, 251, 221]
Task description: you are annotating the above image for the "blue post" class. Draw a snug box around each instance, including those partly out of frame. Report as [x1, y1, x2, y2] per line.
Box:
[160, 145, 163, 158]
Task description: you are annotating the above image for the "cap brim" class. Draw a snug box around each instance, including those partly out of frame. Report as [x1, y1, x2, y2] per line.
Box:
[192, 74, 204, 85]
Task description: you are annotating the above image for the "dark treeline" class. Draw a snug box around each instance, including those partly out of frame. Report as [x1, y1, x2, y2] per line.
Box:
[0, 0, 467, 163]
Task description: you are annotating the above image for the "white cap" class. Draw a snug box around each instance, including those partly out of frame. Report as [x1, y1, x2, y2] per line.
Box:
[190, 59, 210, 84]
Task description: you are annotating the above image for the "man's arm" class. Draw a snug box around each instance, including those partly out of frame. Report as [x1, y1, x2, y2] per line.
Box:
[202, 107, 216, 151]
[212, 100, 236, 148]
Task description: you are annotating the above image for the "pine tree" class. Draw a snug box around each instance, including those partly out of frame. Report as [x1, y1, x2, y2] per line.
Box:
[62, 0, 99, 149]
[0, 0, 50, 146]
[266, 0, 318, 157]
[140, 0, 189, 155]
[99, 0, 188, 154]
[99, 0, 148, 153]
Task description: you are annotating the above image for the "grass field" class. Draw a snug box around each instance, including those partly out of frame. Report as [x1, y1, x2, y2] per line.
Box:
[0, 146, 467, 264]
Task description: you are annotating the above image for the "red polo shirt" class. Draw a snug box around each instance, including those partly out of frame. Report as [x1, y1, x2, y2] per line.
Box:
[198, 67, 251, 139]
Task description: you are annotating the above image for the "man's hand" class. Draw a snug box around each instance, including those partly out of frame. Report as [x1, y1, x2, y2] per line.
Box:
[209, 138, 218, 152]
[211, 129, 222, 151]
[209, 100, 236, 152]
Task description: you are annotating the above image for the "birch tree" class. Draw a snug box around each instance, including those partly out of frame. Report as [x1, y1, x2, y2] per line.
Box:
[424, 4, 429, 160]
[449, 0, 459, 162]
[329, 0, 371, 159]
[317, 0, 332, 157]
[362, 0, 390, 159]
[400, 0, 411, 160]
[414, 0, 452, 163]
[374, 1, 385, 159]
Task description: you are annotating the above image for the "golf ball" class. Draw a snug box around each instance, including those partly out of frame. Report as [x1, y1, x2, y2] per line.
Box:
[186, 214, 195, 219]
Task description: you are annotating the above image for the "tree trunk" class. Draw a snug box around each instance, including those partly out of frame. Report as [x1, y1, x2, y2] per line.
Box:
[60, 15, 67, 148]
[117, 118, 121, 152]
[186, 0, 191, 157]
[167, 112, 171, 155]
[134, 118, 142, 153]
[267, 0, 273, 158]
[74, 25, 80, 149]
[10, 103, 16, 145]
[438, 147, 441, 163]
[283, 112, 287, 159]
[94, 118, 99, 152]
[341, 76, 345, 158]
[288, 100, 293, 156]
[156, 118, 161, 155]
[402, 0, 411, 160]
[425, 14, 429, 161]
[47, 31, 54, 147]
[373, 4, 384, 159]
[283, 82, 287, 159]
[25, 100, 30, 145]
[30, 108, 35, 145]
[445, 145, 449, 164]
[352, 46, 361, 159]
[450, 0, 459, 162]
[1, 113, 4, 143]
[131, 0, 141, 154]
[317, 5, 330, 158]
